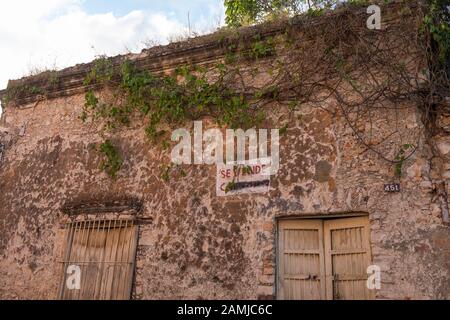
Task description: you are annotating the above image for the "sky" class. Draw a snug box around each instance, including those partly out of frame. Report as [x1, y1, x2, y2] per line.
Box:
[0, 0, 225, 92]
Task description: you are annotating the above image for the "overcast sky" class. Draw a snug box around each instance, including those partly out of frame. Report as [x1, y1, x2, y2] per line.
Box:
[0, 0, 225, 91]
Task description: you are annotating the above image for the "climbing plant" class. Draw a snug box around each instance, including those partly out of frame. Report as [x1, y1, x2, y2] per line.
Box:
[98, 139, 123, 179]
[224, 0, 374, 27]
[75, 1, 448, 179]
[80, 54, 267, 178]
[81, 57, 266, 131]
[394, 144, 412, 177]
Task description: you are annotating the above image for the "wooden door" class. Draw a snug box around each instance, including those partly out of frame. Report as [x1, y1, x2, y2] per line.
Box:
[59, 219, 138, 300]
[324, 216, 373, 300]
[277, 216, 372, 300]
[277, 219, 326, 299]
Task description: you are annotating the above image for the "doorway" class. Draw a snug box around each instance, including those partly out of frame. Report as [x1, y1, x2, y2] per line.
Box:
[276, 216, 373, 300]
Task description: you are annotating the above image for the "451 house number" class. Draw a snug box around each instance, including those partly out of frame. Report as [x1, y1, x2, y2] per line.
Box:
[384, 183, 401, 192]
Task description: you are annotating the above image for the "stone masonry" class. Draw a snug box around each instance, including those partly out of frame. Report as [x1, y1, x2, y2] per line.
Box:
[0, 2, 448, 299]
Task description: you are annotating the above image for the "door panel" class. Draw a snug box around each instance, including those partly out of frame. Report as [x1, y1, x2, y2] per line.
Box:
[277, 219, 326, 300]
[324, 217, 373, 300]
[277, 216, 372, 300]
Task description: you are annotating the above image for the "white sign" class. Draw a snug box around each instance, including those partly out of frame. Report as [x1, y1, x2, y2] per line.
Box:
[216, 158, 271, 196]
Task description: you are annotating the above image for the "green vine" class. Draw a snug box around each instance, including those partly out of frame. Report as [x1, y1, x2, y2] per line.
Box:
[0, 2, 444, 183]
[423, 0, 450, 64]
[225, 179, 236, 193]
[99, 140, 123, 179]
[74, 1, 446, 181]
[249, 35, 275, 59]
[82, 60, 262, 133]
[80, 52, 268, 178]
[83, 56, 114, 86]
[394, 144, 412, 177]
[159, 164, 187, 182]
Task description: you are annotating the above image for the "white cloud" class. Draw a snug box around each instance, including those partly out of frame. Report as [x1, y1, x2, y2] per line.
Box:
[0, 0, 191, 91]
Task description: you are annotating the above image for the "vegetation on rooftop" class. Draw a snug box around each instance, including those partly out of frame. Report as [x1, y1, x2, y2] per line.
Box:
[82, 0, 450, 180]
[2, 1, 448, 181]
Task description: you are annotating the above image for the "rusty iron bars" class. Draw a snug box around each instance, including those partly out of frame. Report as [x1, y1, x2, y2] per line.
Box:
[58, 218, 138, 300]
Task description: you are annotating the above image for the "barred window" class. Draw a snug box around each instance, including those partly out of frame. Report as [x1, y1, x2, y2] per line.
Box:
[58, 218, 138, 300]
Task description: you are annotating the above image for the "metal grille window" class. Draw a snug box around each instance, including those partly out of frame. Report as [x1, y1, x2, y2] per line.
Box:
[58, 218, 138, 300]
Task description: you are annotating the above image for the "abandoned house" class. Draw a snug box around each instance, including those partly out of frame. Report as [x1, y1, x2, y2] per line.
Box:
[0, 1, 449, 300]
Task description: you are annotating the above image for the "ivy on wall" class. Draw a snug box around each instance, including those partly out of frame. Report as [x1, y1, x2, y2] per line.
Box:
[2, 1, 447, 181]
[77, 1, 448, 180]
[80, 55, 268, 178]
[99, 140, 123, 180]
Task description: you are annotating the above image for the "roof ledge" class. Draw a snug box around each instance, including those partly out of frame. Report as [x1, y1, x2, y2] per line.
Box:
[0, 1, 422, 108]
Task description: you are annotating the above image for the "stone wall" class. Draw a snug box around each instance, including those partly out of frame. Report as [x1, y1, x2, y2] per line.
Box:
[0, 2, 448, 300]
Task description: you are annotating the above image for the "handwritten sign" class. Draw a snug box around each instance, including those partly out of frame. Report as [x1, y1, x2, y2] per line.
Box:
[216, 158, 271, 196]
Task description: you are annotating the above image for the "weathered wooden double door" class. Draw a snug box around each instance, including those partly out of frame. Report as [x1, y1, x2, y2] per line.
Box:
[277, 216, 373, 300]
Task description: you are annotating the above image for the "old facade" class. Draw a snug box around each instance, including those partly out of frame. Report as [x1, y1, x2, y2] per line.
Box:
[0, 2, 448, 300]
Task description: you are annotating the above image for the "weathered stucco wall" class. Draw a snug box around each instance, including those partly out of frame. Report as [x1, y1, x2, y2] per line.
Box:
[0, 2, 448, 300]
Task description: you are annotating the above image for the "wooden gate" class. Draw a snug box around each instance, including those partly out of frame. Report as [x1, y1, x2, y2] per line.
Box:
[58, 219, 138, 300]
[277, 216, 373, 300]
